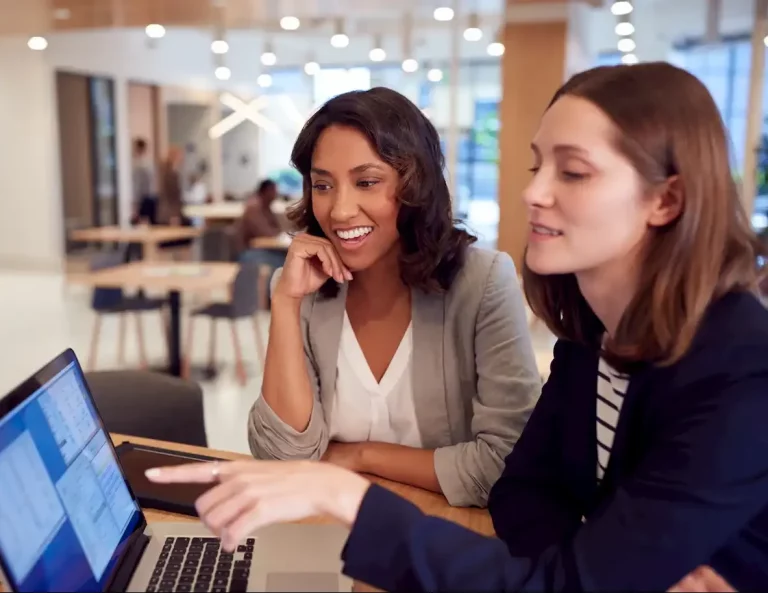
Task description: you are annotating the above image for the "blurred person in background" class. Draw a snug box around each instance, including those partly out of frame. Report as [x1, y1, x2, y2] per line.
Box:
[130, 138, 157, 225]
[159, 146, 185, 225]
[233, 178, 286, 266]
[149, 64, 768, 591]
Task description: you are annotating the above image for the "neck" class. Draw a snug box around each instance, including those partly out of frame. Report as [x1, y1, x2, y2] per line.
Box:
[348, 249, 406, 303]
[576, 259, 640, 338]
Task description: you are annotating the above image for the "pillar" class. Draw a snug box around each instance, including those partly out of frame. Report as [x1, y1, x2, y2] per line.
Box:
[496, 2, 570, 270]
[742, 0, 768, 216]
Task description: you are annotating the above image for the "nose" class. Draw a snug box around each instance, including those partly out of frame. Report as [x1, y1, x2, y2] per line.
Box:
[329, 182, 360, 222]
[522, 167, 556, 210]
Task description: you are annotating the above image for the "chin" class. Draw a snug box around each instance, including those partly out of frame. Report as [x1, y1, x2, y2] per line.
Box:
[525, 250, 575, 276]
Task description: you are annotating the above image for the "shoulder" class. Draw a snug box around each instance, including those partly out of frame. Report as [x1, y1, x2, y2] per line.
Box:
[447, 246, 518, 299]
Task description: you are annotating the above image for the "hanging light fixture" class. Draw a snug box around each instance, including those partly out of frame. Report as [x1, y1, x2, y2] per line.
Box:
[330, 18, 349, 48]
[257, 73, 273, 88]
[464, 13, 482, 41]
[261, 40, 277, 66]
[427, 68, 443, 82]
[369, 35, 386, 62]
[401, 13, 418, 73]
[621, 53, 639, 64]
[611, 1, 633, 16]
[615, 21, 635, 36]
[215, 66, 231, 80]
[487, 30, 504, 56]
[617, 37, 636, 52]
[304, 60, 320, 75]
[211, 39, 229, 54]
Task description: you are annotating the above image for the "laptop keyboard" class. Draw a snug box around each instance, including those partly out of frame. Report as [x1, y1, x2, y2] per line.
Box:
[147, 536, 254, 592]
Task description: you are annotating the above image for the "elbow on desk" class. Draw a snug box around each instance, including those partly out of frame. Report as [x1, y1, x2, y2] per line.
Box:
[247, 395, 329, 461]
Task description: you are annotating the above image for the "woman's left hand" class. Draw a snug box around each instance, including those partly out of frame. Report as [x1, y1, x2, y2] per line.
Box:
[146, 460, 370, 551]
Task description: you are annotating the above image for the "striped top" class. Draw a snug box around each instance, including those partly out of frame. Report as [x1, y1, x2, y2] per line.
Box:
[596, 357, 630, 483]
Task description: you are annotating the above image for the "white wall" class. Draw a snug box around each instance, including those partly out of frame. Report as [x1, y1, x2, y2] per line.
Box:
[0, 37, 62, 270]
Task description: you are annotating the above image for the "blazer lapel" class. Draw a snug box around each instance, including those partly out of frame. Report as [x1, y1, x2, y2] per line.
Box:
[307, 285, 347, 415]
[411, 288, 452, 448]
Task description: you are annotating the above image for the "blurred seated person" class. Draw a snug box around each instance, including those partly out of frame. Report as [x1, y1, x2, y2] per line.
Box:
[233, 179, 285, 259]
[158, 147, 194, 251]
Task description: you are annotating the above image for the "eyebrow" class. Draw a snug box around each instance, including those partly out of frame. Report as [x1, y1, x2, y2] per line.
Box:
[310, 163, 385, 176]
[530, 142, 590, 157]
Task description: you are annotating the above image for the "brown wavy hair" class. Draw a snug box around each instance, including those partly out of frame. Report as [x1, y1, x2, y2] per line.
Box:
[523, 62, 766, 370]
[288, 87, 476, 297]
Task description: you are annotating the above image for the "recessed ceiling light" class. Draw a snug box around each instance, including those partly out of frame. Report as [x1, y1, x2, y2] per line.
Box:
[280, 16, 300, 30]
[145, 24, 166, 39]
[27, 36, 48, 50]
[433, 7, 454, 21]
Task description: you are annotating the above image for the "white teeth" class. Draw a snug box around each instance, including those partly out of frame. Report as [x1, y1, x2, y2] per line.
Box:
[532, 224, 562, 236]
[335, 227, 373, 240]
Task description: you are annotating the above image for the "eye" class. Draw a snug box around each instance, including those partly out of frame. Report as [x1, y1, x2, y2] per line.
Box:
[312, 182, 332, 192]
[528, 166, 540, 175]
[561, 171, 588, 181]
[357, 179, 379, 188]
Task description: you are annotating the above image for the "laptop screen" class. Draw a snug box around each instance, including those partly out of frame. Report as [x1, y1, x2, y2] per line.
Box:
[0, 356, 143, 592]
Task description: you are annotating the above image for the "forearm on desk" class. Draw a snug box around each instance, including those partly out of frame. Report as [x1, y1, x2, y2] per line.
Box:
[359, 443, 441, 494]
[261, 298, 315, 432]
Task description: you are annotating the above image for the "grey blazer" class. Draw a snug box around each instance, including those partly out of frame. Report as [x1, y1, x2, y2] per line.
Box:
[248, 247, 542, 507]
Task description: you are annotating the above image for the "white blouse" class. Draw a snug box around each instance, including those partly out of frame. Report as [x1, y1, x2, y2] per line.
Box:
[327, 312, 423, 448]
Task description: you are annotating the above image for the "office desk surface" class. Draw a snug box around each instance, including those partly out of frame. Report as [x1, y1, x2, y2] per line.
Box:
[110, 434, 495, 535]
[68, 262, 239, 293]
[71, 225, 201, 244]
[183, 203, 245, 220]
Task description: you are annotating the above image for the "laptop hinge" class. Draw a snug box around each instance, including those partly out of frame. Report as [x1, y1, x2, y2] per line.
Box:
[107, 531, 150, 592]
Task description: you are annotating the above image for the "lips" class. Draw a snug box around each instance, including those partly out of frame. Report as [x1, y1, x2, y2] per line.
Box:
[530, 223, 563, 237]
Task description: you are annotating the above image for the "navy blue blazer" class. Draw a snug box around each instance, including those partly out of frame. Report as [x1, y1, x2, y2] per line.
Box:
[341, 291, 768, 591]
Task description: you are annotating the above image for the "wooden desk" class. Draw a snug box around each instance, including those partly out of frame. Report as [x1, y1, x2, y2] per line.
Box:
[69, 263, 239, 376]
[70, 226, 201, 262]
[184, 203, 245, 224]
[249, 236, 291, 251]
[110, 434, 495, 536]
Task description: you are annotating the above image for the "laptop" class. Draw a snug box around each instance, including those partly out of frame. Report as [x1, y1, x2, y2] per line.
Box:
[0, 350, 352, 592]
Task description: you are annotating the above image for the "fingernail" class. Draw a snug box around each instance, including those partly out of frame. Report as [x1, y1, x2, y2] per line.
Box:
[145, 468, 161, 478]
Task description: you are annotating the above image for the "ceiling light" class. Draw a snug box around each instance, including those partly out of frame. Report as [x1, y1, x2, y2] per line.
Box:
[369, 47, 386, 61]
[331, 33, 349, 48]
[402, 58, 419, 73]
[211, 39, 229, 54]
[611, 1, 633, 16]
[145, 23, 166, 39]
[261, 51, 277, 66]
[433, 7, 454, 21]
[304, 61, 320, 75]
[427, 68, 443, 82]
[621, 53, 639, 65]
[27, 36, 48, 51]
[257, 73, 273, 88]
[618, 37, 636, 52]
[487, 41, 504, 56]
[331, 18, 349, 48]
[463, 14, 482, 42]
[615, 21, 635, 36]
[280, 16, 300, 30]
[215, 66, 231, 80]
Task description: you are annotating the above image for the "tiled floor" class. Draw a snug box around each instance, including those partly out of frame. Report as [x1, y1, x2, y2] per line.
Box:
[0, 269, 556, 455]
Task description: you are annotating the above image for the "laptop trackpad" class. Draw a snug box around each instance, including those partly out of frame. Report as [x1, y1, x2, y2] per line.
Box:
[266, 572, 341, 592]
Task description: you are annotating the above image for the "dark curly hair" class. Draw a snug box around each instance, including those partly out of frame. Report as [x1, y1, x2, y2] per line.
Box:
[288, 87, 476, 297]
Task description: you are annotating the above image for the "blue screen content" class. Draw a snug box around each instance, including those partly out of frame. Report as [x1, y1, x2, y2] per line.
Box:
[0, 362, 142, 592]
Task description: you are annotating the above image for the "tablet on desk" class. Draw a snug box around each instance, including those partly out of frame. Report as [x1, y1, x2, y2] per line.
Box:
[115, 441, 224, 516]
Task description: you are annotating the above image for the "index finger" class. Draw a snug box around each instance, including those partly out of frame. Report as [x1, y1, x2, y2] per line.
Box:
[145, 460, 242, 483]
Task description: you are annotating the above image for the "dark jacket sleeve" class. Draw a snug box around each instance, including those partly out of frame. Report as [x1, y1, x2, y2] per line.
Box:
[488, 339, 583, 556]
[342, 361, 768, 592]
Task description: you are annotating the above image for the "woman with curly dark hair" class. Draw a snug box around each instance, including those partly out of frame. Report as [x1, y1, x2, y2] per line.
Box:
[245, 87, 541, 507]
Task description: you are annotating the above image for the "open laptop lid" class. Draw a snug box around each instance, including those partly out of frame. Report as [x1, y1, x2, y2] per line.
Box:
[0, 349, 146, 592]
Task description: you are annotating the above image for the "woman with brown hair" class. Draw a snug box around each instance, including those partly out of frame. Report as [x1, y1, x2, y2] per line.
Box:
[244, 87, 541, 508]
[147, 63, 768, 590]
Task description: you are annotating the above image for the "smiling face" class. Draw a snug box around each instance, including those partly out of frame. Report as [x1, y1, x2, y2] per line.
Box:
[523, 95, 661, 280]
[310, 125, 401, 271]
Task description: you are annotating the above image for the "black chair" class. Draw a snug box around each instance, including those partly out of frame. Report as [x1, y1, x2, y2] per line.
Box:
[85, 370, 207, 447]
[183, 262, 264, 385]
[88, 249, 168, 371]
[200, 227, 233, 262]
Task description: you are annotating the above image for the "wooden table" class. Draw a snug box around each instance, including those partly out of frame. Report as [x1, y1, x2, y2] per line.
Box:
[250, 235, 291, 251]
[70, 225, 201, 262]
[69, 263, 239, 377]
[184, 203, 245, 226]
[110, 434, 495, 535]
